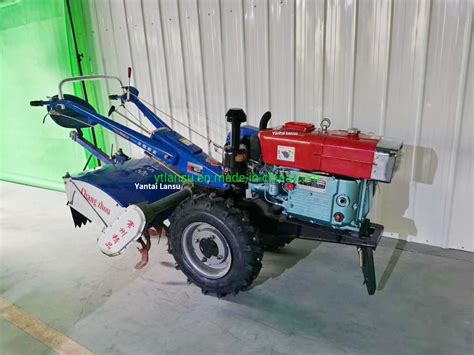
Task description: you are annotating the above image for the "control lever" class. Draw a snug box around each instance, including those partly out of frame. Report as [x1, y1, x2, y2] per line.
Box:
[30, 100, 44, 107]
[127, 67, 132, 101]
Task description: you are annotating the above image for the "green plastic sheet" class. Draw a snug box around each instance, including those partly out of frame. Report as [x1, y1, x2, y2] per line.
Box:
[0, 0, 107, 191]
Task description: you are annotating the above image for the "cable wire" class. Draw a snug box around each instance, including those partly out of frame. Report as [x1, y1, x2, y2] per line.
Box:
[48, 93, 224, 153]
[129, 93, 224, 152]
[114, 105, 152, 135]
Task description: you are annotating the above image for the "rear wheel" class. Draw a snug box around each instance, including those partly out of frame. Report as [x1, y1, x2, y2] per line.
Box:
[169, 196, 263, 296]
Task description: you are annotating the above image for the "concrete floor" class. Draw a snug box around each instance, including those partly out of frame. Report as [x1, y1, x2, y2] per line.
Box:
[0, 181, 473, 355]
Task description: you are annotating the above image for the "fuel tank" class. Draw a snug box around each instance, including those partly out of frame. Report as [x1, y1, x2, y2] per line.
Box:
[259, 122, 403, 182]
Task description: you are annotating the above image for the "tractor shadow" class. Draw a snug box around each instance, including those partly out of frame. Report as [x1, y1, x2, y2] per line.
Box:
[374, 145, 437, 290]
[250, 240, 322, 288]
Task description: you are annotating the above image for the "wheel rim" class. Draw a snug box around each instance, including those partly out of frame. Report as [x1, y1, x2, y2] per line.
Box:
[181, 222, 232, 279]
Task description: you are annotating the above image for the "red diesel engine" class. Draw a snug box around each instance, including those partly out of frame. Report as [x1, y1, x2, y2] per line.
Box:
[259, 120, 402, 183]
[247, 118, 403, 233]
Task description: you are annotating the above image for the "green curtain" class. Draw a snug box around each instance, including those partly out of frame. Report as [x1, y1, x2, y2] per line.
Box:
[65, 0, 110, 169]
[0, 0, 107, 191]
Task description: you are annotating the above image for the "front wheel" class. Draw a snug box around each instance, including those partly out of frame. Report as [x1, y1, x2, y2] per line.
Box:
[169, 196, 263, 297]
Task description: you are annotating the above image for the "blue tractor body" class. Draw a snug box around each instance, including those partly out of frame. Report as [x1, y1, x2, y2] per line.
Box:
[30, 73, 403, 296]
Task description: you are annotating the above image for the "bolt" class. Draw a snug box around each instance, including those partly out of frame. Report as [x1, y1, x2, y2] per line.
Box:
[201, 257, 207, 262]
[217, 255, 223, 260]
[194, 239, 200, 243]
[210, 235, 215, 240]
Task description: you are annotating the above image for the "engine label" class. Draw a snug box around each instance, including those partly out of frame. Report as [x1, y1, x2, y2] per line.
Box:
[277, 145, 295, 162]
[297, 174, 328, 192]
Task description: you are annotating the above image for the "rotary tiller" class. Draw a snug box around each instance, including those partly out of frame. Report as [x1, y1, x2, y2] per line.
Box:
[30, 73, 403, 296]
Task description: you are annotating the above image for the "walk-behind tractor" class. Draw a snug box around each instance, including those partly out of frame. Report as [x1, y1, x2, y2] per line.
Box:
[31, 72, 403, 296]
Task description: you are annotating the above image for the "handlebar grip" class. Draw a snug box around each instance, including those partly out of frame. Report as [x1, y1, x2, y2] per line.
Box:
[30, 100, 44, 107]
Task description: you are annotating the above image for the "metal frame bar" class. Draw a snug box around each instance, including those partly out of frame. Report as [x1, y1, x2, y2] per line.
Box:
[70, 131, 113, 165]
[59, 75, 124, 99]
[279, 218, 383, 249]
[52, 99, 179, 164]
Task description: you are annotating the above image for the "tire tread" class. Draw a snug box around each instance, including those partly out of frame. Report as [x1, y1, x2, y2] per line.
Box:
[169, 196, 263, 296]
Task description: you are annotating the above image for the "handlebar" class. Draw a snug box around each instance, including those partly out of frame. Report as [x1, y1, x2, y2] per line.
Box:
[30, 100, 44, 107]
[58, 75, 124, 99]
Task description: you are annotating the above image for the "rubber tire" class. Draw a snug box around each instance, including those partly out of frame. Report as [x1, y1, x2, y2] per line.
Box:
[259, 232, 294, 251]
[169, 196, 263, 297]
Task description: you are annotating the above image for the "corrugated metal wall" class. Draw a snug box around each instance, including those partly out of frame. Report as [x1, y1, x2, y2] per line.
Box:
[88, 0, 473, 251]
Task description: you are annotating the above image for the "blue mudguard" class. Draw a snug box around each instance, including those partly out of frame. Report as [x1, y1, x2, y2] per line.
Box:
[71, 157, 181, 213]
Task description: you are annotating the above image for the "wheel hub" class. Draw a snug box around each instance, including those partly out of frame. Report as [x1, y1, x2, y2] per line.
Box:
[182, 222, 232, 279]
[199, 238, 219, 258]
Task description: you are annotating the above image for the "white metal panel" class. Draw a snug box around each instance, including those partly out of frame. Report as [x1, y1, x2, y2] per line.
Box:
[90, 0, 132, 155]
[295, 0, 325, 122]
[106, 0, 142, 157]
[243, 0, 270, 126]
[159, 0, 190, 138]
[448, 25, 473, 251]
[141, 0, 172, 125]
[123, 0, 155, 133]
[323, 0, 357, 129]
[352, 0, 392, 134]
[368, 0, 432, 239]
[384, 0, 431, 145]
[89, 0, 473, 251]
[198, 0, 228, 153]
[269, 0, 295, 125]
[412, 0, 471, 248]
[178, 0, 209, 151]
[220, 0, 247, 110]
